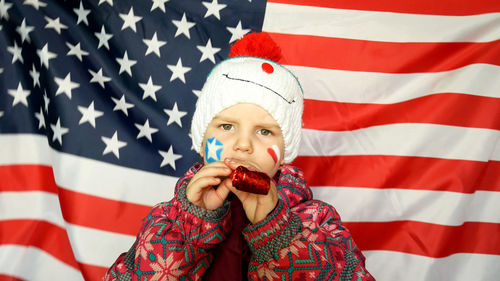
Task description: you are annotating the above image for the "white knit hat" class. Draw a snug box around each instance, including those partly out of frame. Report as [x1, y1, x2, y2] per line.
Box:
[190, 33, 303, 163]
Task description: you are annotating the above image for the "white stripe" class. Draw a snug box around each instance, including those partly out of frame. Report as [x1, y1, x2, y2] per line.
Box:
[288, 64, 500, 103]
[0, 245, 84, 281]
[300, 124, 500, 161]
[0, 134, 177, 206]
[0, 191, 66, 228]
[364, 251, 500, 281]
[312, 187, 500, 225]
[65, 223, 135, 267]
[263, 3, 500, 43]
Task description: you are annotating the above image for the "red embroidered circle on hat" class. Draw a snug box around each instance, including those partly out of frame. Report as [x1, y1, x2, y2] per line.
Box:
[262, 62, 274, 73]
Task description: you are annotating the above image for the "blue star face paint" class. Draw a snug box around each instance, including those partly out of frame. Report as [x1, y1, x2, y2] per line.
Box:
[205, 137, 223, 163]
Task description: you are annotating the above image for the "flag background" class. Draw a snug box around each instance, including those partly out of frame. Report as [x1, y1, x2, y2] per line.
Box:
[1, 0, 499, 280]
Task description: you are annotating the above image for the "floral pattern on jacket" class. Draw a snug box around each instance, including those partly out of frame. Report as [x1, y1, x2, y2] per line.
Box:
[103, 163, 375, 280]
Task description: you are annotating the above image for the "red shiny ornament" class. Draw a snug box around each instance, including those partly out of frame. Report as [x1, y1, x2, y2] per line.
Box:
[230, 166, 270, 195]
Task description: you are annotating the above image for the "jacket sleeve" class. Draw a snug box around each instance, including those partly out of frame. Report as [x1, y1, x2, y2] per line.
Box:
[103, 177, 231, 281]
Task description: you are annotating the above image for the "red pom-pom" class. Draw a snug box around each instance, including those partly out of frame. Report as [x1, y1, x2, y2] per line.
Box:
[229, 32, 282, 63]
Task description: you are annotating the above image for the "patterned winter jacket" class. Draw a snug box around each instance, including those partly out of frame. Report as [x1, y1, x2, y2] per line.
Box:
[103, 163, 375, 280]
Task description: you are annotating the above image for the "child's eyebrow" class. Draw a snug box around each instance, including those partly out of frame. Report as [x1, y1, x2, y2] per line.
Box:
[212, 116, 280, 129]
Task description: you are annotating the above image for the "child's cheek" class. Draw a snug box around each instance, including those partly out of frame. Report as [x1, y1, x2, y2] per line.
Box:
[267, 145, 281, 165]
[205, 137, 224, 163]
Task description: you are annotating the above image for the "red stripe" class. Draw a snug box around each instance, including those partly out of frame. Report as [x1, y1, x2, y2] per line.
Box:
[293, 156, 500, 193]
[78, 262, 108, 281]
[58, 187, 150, 235]
[303, 94, 500, 131]
[270, 33, 500, 73]
[0, 275, 26, 281]
[0, 220, 78, 269]
[268, 0, 500, 15]
[346, 221, 500, 257]
[0, 165, 58, 193]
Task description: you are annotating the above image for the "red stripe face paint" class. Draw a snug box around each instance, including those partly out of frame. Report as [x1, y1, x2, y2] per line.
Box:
[267, 145, 280, 164]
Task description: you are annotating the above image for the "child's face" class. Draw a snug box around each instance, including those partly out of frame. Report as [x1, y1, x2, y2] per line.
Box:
[201, 103, 285, 178]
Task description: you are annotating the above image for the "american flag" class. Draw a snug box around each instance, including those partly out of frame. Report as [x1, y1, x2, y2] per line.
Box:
[1, 0, 499, 280]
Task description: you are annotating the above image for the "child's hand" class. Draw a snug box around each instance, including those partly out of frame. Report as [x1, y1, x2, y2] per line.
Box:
[224, 158, 279, 224]
[186, 162, 232, 210]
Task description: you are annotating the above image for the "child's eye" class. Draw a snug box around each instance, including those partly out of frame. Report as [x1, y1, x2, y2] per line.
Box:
[258, 129, 272, 136]
[220, 124, 233, 131]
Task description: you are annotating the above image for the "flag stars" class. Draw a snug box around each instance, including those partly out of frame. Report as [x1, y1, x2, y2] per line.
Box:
[101, 131, 127, 159]
[66, 42, 89, 61]
[172, 13, 195, 39]
[89, 68, 111, 88]
[227, 20, 250, 43]
[135, 119, 159, 142]
[8, 82, 31, 107]
[111, 95, 134, 116]
[7, 41, 23, 64]
[44, 16, 68, 34]
[0, 0, 13, 20]
[167, 58, 191, 83]
[34, 107, 46, 129]
[164, 102, 187, 127]
[159, 146, 182, 170]
[78, 101, 104, 128]
[197, 39, 221, 63]
[143, 32, 166, 57]
[120, 7, 142, 32]
[151, 0, 169, 12]
[99, 0, 113, 6]
[202, 0, 227, 20]
[54, 73, 80, 99]
[74, 1, 90, 25]
[139, 76, 162, 101]
[50, 118, 69, 146]
[95, 25, 113, 50]
[29, 64, 40, 88]
[37, 43, 57, 69]
[116, 51, 137, 76]
[43, 91, 50, 113]
[23, 0, 47, 10]
[16, 18, 34, 43]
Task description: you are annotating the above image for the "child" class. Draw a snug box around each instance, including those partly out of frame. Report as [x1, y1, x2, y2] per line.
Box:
[104, 32, 374, 281]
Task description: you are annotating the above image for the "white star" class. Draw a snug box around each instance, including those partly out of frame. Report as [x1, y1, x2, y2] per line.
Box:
[54, 73, 79, 99]
[202, 0, 227, 20]
[206, 137, 223, 162]
[7, 41, 23, 64]
[29, 64, 40, 88]
[94, 25, 113, 49]
[8, 82, 30, 107]
[227, 21, 250, 43]
[111, 95, 134, 116]
[78, 101, 104, 128]
[135, 119, 159, 142]
[16, 18, 34, 43]
[43, 91, 50, 113]
[23, 0, 47, 10]
[98, 0, 113, 6]
[0, 0, 13, 20]
[50, 118, 69, 146]
[88, 68, 111, 88]
[143, 32, 166, 57]
[102, 131, 127, 159]
[164, 102, 187, 127]
[159, 146, 182, 170]
[34, 107, 46, 129]
[197, 39, 221, 63]
[44, 16, 68, 34]
[116, 51, 137, 76]
[119, 7, 142, 32]
[0, 111, 4, 118]
[37, 43, 57, 69]
[166, 58, 191, 83]
[73, 1, 90, 25]
[139, 76, 162, 101]
[66, 42, 89, 61]
[151, 0, 169, 12]
[172, 13, 195, 39]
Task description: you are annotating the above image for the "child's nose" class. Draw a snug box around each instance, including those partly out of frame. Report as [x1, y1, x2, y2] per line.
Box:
[233, 134, 252, 153]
